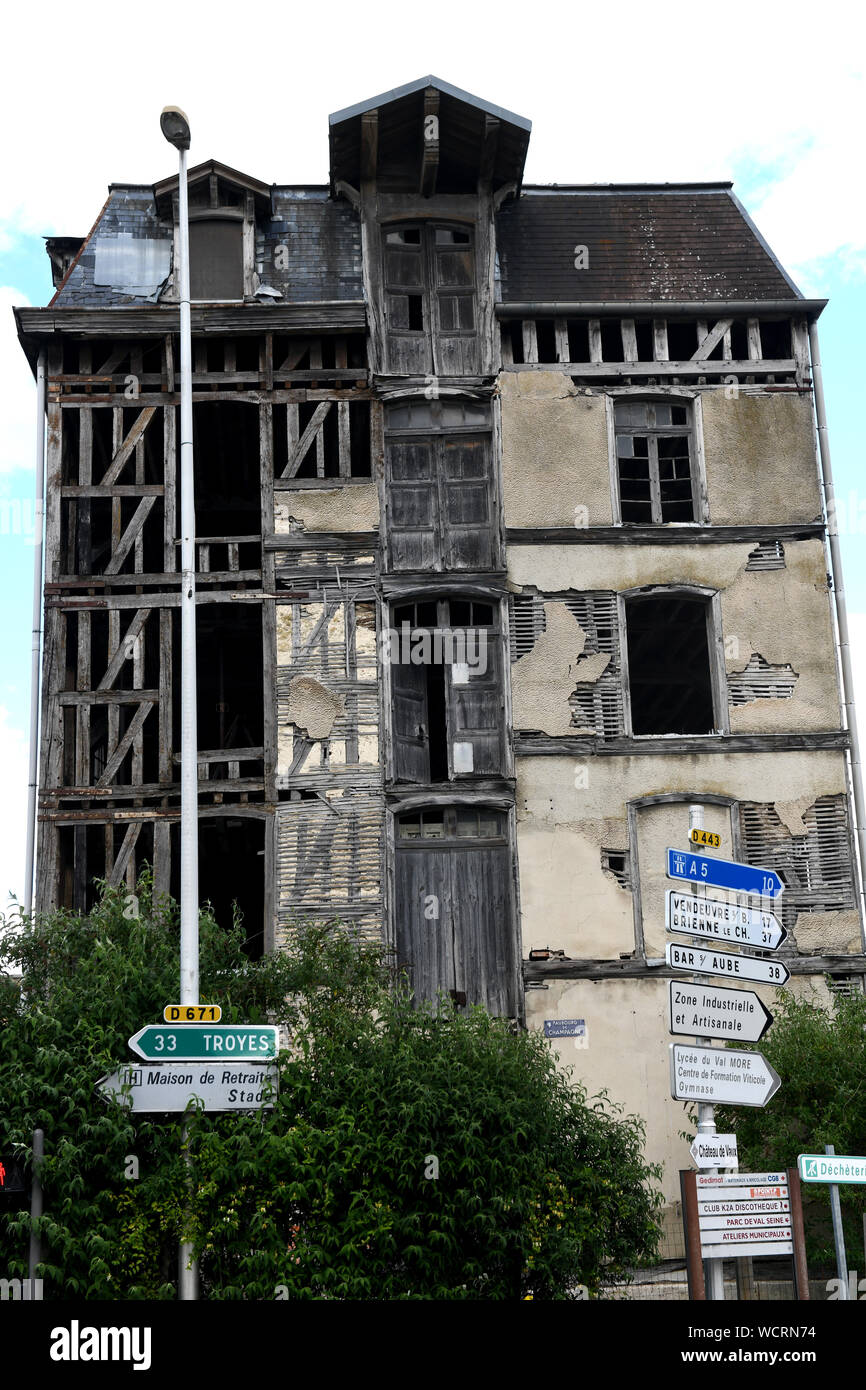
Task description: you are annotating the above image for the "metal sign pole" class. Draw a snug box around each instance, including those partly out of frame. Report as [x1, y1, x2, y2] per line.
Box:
[27, 1128, 44, 1299]
[826, 1143, 849, 1300]
[688, 805, 725, 1302]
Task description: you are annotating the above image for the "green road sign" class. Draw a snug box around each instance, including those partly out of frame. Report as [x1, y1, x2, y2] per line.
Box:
[798, 1153, 866, 1184]
[128, 1024, 279, 1061]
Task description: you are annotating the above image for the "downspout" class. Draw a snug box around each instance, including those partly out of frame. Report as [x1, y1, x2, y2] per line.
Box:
[24, 350, 46, 916]
[809, 321, 866, 949]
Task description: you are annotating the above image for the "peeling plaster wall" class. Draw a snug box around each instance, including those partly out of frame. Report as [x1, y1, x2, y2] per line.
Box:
[284, 676, 345, 739]
[701, 392, 822, 525]
[508, 539, 839, 732]
[511, 602, 610, 736]
[526, 972, 834, 1208]
[274, 485, 379, 534]
[499, 372, 613, 527]
[516, 750, 850, 961]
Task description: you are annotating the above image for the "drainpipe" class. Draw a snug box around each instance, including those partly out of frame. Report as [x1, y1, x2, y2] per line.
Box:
[24, 350, 46, 916]
[809, 322, 866, 949]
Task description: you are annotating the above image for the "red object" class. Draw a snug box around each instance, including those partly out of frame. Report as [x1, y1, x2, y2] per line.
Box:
[0, 1162, 6, 1188]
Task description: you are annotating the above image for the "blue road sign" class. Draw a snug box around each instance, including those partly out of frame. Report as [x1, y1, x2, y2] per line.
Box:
[666, 848, 784, 899]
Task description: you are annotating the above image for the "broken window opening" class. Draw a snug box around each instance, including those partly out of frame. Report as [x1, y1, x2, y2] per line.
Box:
[600, 320, 622, 362]
[390, 596, 503, 784]
[566, 319, 590, 362]
[535, 319, 557, 362]
[189, 401, 261, 544]
[383, 222, 478, 373]
[666, 321, 698, 361]
[757, 319, 791, 360]
[626, 593, 716, 736]
[170, 817, 265, 959]
[615, 398, 697, 524]
[601, 848, 632, 890]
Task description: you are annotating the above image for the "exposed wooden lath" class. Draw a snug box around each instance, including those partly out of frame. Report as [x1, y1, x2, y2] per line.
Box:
[739, 796, 857, 930]
[509, 591, 624, 739]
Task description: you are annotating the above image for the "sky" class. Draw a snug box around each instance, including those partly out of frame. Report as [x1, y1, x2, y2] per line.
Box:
[1, 0, 865, 911]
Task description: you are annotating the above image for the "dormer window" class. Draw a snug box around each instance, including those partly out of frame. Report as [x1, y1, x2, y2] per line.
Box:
[189, 214, 244, 302]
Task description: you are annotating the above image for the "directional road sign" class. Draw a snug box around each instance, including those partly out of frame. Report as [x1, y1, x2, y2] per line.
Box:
[97, 1062, 278, 1113]
[670, 1043, 782, 1107]
[666, 890, 786, 950]
[695, 1171, 793, 1258]
[669, 979, 774, 1043]
[798, 1153, 866, 1184]
[667, 848, 784, 899]
[690, 1133, 739, 1168]
[127, 1024, 279, 1061]
[666, 941, 789, 987]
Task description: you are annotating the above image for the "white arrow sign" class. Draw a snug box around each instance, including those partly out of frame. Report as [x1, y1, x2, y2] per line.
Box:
[690, 1133, 739, 1168]
[666, 891, 786, 950]
[666, 942, 789, 987]
[669, 980, 774, 1043]
[97, 1062, 278, 1113]
[670, 1044, 782, 1107]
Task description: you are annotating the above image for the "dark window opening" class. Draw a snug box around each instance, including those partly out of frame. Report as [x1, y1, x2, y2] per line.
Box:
[667, 321, 698, 360]
[759, 320, 792, 359]
[626, 594, 716, 735]
[535, 319, 557, 362]
[184, 605, 264, 754]
[730, 320, 748, 360]
[600, 320, 622, 361]
[189, 218, 244, 301]
[425, 661, 448, 782]
[407, 294, 424, 331]
[634, 320, 654, 362]
[169, 818, 264, 959]
[507, 320, 525, 364]
[190, 401, 261, 540]
[566, 318, 590, 362]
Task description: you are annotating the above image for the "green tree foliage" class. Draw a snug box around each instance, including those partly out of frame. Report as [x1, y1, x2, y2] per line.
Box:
[713, 987, 866, 1269]
[0, 878, 662, 1299]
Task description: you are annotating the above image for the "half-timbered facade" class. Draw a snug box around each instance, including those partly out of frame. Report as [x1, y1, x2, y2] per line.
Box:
[17, 76, 865, 1208]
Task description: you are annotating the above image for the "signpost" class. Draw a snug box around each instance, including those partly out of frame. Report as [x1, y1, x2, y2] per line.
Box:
[670, 1043, 782, 1107]
[666, 890, 786, 950]
[666, 848, 784, 899]
[128, 1024, 279, 1061]
[97, 1062, 278, 1113]
[798, 1153, 866, 1184]
[681, 1168, 809, 1299]
[690, 1134, 739, 1169]
[695, 1172, 793, 1259]
[669, 979, 774, 1043]
[666, 941, 789, 986]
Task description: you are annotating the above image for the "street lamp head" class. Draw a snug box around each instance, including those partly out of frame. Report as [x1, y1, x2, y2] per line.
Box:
[160, 106, 191, 151]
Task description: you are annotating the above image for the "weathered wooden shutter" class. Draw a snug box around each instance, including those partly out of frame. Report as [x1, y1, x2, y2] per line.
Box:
[395, 840, 457, 1005]
[739, 795, 857, 930]
[189, 219, 244, 301]
[383, 226, 432, 375]
[387, 438, 439, 570]
[432, 226, 479, 374]
[446, 632, 503, 776]
[392, 658, 429, 782]
[441, 437, 496, 568]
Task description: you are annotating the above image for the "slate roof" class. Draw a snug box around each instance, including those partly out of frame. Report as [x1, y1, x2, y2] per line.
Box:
[495, 187, 801, 304]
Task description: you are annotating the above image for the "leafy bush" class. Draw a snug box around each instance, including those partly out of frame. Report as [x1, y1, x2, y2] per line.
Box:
[714, 987, 866, 1269]
[1, 878, 662, 1299]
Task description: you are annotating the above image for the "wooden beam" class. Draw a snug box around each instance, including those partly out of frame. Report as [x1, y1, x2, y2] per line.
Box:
[478, 115, 500, 191]
[360, 109, 378, 186]
[100, 407, 157, 486]
[97, 609, 149, 690]
[419, 87, 440, 197]
[691, 317, 733, 360]
[104, 496, 156, 574]
[280, 401, 331, 479]
[96, 702, 153, 786]
[107, 821, 142, 888]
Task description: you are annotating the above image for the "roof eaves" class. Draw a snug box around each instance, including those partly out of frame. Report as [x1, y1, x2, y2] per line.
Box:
[329, 74, 531, 132]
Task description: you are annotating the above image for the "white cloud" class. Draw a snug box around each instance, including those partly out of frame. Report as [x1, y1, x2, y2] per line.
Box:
[0, 704, 29, 914]
[0, 286, 35, 476]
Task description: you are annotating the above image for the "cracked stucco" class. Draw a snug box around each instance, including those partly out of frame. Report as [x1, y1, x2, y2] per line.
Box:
[508, 538, 839, 732]
[499, 372, 613, 527]
[274, 484, 379, 533]
[284, 676, 345, 739]
[511, 602, 610, 735]
[701, 392, 822, 525]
